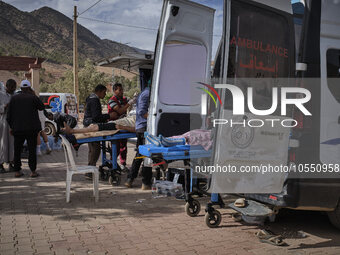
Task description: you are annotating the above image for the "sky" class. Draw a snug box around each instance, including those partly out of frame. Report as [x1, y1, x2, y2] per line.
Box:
[2, 0, 224, 55]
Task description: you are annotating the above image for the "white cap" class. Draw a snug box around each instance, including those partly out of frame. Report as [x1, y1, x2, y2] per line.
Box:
[20, 80, 31, 88]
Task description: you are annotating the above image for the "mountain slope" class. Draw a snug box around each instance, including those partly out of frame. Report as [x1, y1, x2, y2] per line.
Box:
[0, 2, 138, 64]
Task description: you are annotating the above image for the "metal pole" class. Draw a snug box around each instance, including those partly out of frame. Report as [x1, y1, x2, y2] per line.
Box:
[73, 5, 79, 114]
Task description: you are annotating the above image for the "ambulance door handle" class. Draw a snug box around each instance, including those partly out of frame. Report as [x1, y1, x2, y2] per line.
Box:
[338, 116, 340, 124]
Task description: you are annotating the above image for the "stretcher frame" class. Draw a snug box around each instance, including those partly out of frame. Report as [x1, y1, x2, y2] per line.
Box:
[77, 131, 136, 186]
[138, 144, 219, 218]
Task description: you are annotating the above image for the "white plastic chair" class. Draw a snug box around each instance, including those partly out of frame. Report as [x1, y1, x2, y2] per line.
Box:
[60, 135, 99, 203]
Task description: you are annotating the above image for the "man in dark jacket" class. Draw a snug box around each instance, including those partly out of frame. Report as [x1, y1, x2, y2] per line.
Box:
[6, 80, 44, 178]
[83, 84, 109, 127]
[83, 84, 110, 169]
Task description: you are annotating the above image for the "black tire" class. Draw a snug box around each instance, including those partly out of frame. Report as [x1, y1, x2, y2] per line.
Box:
[185, 200, 201, 217]
[205, 210, 222, 228]
[44, 122, 56, 136]
[109, 175, 121, 186]
[327, 203, 340, 230]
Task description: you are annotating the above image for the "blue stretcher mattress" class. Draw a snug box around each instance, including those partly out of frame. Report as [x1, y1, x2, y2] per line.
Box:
[139, 144, 211, 160]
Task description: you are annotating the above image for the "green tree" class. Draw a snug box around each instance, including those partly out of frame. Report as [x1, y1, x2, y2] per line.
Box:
[39, 59, 110, 104]
[49, 69, 73, 94]
[78, 59, 111, 104]
[39, 59, 140, 105]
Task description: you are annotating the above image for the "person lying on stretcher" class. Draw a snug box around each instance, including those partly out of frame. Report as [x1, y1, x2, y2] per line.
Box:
[62, 112, 136, 134]
[143, 129, 212, 151]
[63, 120, 212, 151]
[62, 110, 212, 151]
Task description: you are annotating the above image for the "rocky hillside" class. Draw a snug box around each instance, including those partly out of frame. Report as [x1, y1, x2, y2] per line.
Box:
[0, 2, 138, 65]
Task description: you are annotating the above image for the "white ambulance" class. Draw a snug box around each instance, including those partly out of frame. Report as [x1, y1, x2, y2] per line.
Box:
[148, 0, 340, 229]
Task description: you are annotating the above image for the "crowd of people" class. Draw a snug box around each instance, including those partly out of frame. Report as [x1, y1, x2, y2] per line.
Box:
[78, 82, 152, 190]
[0, 78, 153, 189]
[3, 79, 45, 177]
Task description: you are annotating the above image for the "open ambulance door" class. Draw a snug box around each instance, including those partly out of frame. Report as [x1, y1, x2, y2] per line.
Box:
[147, 0, 215, 137]
[210, 0, 296, 194]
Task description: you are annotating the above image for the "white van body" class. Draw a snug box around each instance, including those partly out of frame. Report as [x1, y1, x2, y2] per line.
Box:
[150, 0, 295, 193]
[150, 0, 340, 226]
[319, 2, 340, 164]
[39, 93, 78, 119]
[147, 0, 215, 138]
[39, 93, 78, 135]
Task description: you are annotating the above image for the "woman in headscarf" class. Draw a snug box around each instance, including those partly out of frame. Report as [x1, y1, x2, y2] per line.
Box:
[0, 79, 16, 173]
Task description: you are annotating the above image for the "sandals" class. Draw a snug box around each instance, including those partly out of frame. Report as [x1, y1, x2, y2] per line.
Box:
[255, 229, 287, 246]
[15, 172, 24, 178]
[14, 171, 40, 178]
[30, 172, 40, 178]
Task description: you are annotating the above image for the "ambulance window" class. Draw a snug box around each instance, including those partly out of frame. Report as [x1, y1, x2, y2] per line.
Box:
[227, 1, 291, 79]
[224, 1, 293, 112]
[158, 42, 206, 105]
[327, 49, 340, 103]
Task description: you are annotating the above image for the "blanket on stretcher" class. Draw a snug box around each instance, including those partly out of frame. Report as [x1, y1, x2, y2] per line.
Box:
[74, 130, 119, 140]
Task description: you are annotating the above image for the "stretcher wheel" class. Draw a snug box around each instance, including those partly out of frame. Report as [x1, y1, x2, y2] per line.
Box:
[109, 175, 121, 186]
[185, 200, 201, 217]
[205, 209, 221, 228]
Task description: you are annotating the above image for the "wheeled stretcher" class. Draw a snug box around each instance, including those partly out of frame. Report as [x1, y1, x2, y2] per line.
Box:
[139, 143, 217, 218]
[139, 144, 211, 160]
[76, 130, 136, 186]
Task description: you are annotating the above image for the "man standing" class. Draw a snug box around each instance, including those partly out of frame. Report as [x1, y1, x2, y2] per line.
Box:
[83, 84, 110, 171]
[125, 81, 152, 190]
[107, 83, 136, 171]
[0, 79, 17, 173]
[6, 80, 44, 177]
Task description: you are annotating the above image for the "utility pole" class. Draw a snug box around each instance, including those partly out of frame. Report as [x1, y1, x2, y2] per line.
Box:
[73, 5, 79, 114]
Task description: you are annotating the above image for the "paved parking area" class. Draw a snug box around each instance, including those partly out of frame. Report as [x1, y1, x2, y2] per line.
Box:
[1, 143, 340, 255]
